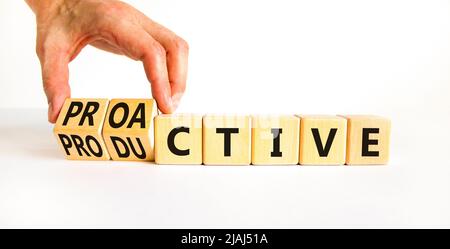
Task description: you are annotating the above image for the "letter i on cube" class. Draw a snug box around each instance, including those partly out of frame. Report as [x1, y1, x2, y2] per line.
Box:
[251, 115, 300, 165]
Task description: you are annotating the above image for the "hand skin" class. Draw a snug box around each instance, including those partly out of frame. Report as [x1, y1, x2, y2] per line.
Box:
[25, 0, 189, 123]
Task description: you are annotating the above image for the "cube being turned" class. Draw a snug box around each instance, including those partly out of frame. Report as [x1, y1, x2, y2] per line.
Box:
[252, 115, 300, 165]
[154, 114, 203, 165]
[103, 99, 158, 161]
[299, 115, 347, 165]
[203, 115, 251, 165]
[342, 115, 391, 165]
[54, 98, 110, 160]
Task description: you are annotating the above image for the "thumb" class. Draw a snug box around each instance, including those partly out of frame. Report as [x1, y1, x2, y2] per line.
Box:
[39, 49, 71, 123]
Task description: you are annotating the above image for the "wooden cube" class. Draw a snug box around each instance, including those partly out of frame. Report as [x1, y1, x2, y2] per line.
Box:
[102, 99, 158, 161]
[299, 115, 347, 165]
[342, 115, 391, 165]
[251, 115, 300, 165]
[154, 114, 203, 165]
[203, 115, 251, 165]
[53, 98, 111, 160]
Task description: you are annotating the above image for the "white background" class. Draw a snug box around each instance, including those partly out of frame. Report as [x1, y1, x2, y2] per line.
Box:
[0, 0, 450, 228]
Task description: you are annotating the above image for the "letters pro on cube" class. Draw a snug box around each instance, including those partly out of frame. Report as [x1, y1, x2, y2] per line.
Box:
[54, 98, 390, 165]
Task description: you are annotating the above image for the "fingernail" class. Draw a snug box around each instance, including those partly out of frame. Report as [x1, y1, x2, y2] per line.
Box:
[171, 93, 183, 111]
[48, 102, 54, 123]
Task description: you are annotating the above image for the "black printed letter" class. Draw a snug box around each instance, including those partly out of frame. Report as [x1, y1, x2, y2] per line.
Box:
[216, 128, 239, 157]
[362, 128, 379, 157]
[58, 134, 72, 155]
[311, 128, 337, 157]
[63, 102, 83, 126]
[109, 103, 129, 128]
[79, 102, 100, 126]
[110, 136, 130, 158]
[168, 127, 190, 156]
[271, 128, 282, 157]
[127, 103, 146, 128]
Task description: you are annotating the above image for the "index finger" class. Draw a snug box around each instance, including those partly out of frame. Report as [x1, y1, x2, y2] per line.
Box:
[140, 18, 189, 110]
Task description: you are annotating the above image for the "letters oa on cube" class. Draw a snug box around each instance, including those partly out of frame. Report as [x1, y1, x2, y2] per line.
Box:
[102, 99, 158, 161]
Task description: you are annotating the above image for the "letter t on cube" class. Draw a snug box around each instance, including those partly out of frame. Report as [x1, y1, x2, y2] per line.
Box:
[203, 115, 251, 165]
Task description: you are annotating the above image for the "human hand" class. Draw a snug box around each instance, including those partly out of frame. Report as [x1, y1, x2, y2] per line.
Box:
[26, 0, 189, 123]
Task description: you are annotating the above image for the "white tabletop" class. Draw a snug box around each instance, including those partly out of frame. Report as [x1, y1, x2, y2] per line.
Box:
[0, 109, 449, 228]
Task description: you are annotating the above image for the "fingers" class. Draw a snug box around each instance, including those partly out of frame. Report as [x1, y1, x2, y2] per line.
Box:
[37, 44, 71, 123]
[34, 1, 188, 118]
[140, 17, 189, 111]
[165, 36, 189, 110]
[140, 35, 174, 114]
[86, 1, 187, 113]
[106, 22, 174, 113]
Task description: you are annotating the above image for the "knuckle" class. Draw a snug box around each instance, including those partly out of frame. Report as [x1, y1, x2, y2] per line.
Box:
[42, 78, 59, 96]
[177, 84, 187, 94]
[171, 36, 189, 54]
[95, 1, 126, 17]
[35, 35, 60, 60]
[42, 72, 58, 88]
[35, 43, 44, 58]
[149, 42, 166, 58]
[35, 36, 48, 59]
